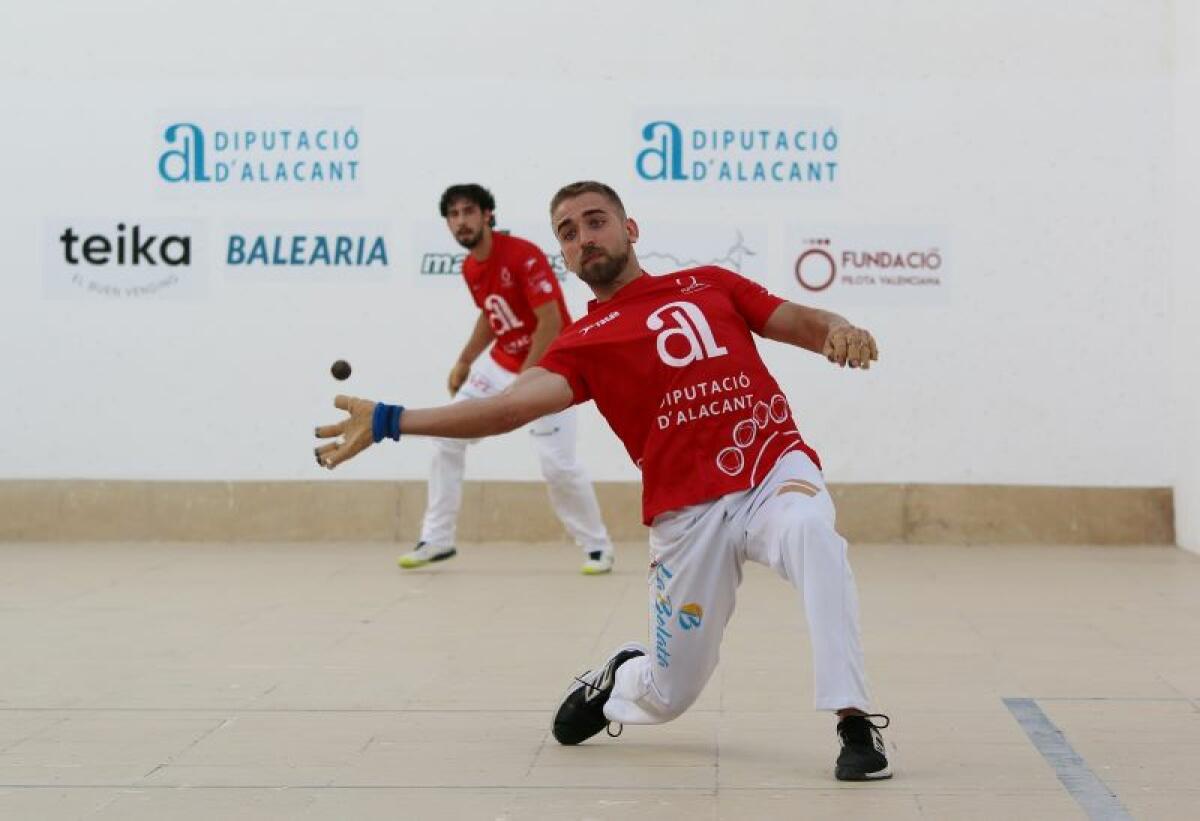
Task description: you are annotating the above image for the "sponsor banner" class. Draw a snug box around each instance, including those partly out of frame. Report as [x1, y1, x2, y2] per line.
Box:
[414, 219, 616, 319]
[220, 220, 391, 282]
[412, 220, 767, 314]
[786, 226, 949, 305]
[633, 107, 840, 196]
[634, 223, 767, 282]
[412, 220, 570, 283]
[43, 218, 206, 301]
[154, 108, 364, 198]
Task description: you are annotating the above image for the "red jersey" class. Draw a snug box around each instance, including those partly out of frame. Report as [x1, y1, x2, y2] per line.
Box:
[462, 233, 571, 373]
[538, 267, 821, 525]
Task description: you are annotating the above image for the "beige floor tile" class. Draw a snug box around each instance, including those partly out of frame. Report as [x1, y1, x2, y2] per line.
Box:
[0, 787, 118, 820]
[0, 713, 67, 752]
[0, 714, 226, 786]
[141, 764, 346, 788]
[90, 788, 319, 821]
[1, 540, 1198, 819]
[887, 742, 1066, 792]
[1059, 741, 1200, 792]
[1116, 793, 1200, 820]
[331, 747, 538, 787]
[1041, 698, 1200, 739]
[915, 792, 1086, 821]
[1001, 658, 1185, 699]
[1156, 667, 1200, 699]
[524, 763, 717, 790]
[718, 789, 924, 820]
[307, 788, 719, 821]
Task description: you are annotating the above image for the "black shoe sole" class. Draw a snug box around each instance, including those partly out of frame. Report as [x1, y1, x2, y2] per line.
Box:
[552, 693, 606, 745]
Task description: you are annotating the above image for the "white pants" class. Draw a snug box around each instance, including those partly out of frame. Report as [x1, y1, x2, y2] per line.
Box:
[420, 354, 613, 555]
[605, 451, 871, 723]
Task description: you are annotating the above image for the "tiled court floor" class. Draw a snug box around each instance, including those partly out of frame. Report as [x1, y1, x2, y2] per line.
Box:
[1, 541, 1197, 820]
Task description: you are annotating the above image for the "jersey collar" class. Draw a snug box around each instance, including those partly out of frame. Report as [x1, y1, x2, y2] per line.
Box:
[586, 270, 654, 312]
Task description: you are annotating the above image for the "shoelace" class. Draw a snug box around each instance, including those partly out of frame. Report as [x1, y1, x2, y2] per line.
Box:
[572, 671, 601, 696]
[838, 713, 891, 742]
[572, 671, 626, 738]
[573, 659, 620, 702]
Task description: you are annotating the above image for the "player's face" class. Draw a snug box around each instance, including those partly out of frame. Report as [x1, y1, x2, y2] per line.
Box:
[552, 193, 638, 286]
[444, 199, 490, 249]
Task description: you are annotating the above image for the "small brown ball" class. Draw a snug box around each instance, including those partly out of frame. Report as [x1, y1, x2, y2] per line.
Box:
[331, 359, 352, 380]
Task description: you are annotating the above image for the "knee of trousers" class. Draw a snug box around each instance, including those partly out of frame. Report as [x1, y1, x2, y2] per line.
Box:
[648, 677, 706, 722]
[538, 457, 581, 485]
[778, 508, 844, 559]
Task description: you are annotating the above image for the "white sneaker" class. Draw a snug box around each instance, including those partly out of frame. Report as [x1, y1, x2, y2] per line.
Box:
[581, 549, 614, 575]
[398, 541, 457, 569]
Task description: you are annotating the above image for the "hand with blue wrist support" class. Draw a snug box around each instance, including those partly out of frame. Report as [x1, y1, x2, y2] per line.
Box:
[371, 402, 405, 443]
[315, 394, 404, 470]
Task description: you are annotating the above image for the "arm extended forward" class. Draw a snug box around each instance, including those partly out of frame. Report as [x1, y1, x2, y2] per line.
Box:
[314, 366, 574, 469]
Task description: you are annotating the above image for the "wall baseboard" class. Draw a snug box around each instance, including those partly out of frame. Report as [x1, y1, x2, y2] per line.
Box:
[0, 480, 1175, 545]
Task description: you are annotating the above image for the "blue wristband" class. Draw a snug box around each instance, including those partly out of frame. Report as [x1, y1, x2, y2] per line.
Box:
[371, 403, 405, 443]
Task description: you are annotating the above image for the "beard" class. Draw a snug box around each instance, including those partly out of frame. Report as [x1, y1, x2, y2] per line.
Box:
[577, 243, 630, 286]
[454, 228, 483, 249]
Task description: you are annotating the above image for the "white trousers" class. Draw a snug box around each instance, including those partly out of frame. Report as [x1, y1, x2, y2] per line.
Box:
[420, 354, 613, 555]
[604, 451, 871, 723]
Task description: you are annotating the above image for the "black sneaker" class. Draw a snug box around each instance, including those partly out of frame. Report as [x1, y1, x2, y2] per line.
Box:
[835, 713, 892, 781]
[552, 643, 645, 745]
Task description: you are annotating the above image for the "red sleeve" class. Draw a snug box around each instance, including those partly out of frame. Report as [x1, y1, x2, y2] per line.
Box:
[537, 339, 591, 405]
[515, 246, 563, 310]
[707, 266, 785, 333]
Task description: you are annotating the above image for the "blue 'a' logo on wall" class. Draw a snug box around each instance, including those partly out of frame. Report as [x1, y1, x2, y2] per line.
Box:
[158, 123, 211, 183]
[636, 121, 689, 181]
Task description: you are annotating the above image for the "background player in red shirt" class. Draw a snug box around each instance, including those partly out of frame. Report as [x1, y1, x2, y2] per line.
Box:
[316, 181, 892, 782]
[399, 184, 615, 575]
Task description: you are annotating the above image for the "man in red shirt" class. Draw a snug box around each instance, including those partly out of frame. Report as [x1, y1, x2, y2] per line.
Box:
[316, 181, 892, 781]
[400, 184, 615, 575]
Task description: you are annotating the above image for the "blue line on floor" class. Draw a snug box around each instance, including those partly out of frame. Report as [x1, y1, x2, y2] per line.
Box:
[1003, 697, 1132, 821]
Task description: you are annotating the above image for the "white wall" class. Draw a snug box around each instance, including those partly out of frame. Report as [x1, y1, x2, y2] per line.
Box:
[0, 1, 1183, 492]
[1173, 0, 1200, 552]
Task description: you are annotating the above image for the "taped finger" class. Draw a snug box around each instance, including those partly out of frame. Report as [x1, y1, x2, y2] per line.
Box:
[315, 440, 340, 468]
[314, 420, 347, 439]
[850, 337, 869, 367]
[831, 331, 848, 364]
[322, 444, 353, 469]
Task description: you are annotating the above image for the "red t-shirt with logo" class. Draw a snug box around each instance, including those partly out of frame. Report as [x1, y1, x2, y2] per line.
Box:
[537, 267, 821, 525]
[462, 233, 571, 373]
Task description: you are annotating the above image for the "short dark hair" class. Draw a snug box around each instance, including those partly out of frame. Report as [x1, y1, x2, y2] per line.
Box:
[439, 183, 496, 227]
[549, 181, 626, 217]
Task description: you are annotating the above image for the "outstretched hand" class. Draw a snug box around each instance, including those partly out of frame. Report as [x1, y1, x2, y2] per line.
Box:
[823, 325, 879, 369]
[314, 395, 377, 469]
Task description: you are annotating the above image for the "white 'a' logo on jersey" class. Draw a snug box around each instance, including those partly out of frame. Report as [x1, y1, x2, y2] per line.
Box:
[646, 300, 728, 368]
[484, 294, 524, 334]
